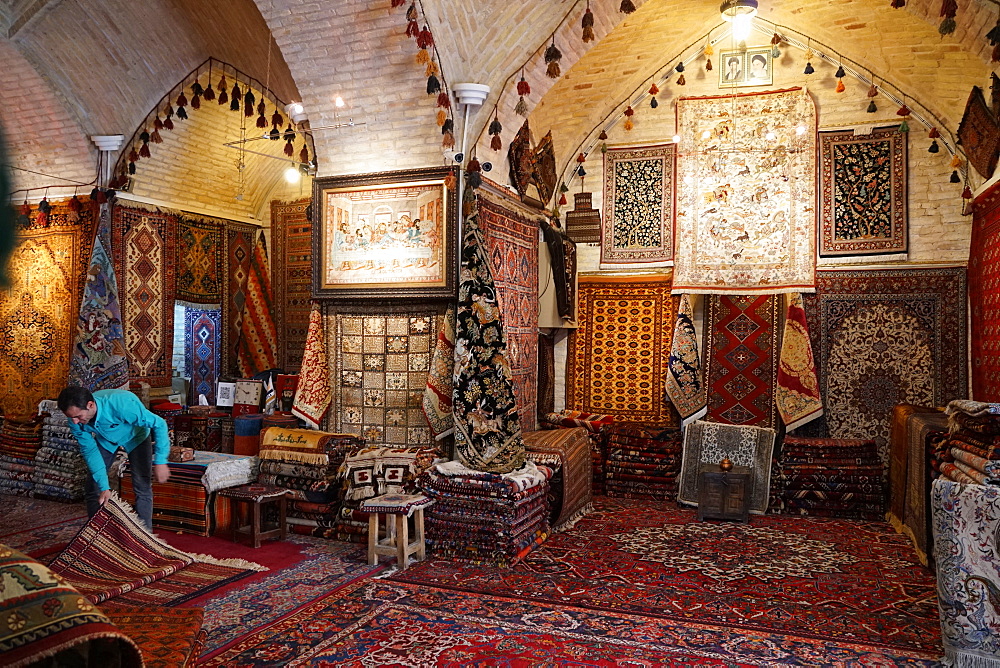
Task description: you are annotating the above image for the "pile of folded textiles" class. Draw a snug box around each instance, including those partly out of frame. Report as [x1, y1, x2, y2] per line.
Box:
[417, 460, 551, 567]
[336, 445, 440, 543]
[776, 435, 885, 520]
[602, 422, 682, 500]
[938, 400, 1000, 485]
[255, 427, 363, 539]
[0, 415, 42, 497]
[541, 410, 615, 494]
[34, 399, 86, 502]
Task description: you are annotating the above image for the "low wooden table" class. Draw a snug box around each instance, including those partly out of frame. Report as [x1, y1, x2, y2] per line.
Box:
[698, 464, 751, 523]
[360, 493, 435, 571]
[218, 483, 289, 548]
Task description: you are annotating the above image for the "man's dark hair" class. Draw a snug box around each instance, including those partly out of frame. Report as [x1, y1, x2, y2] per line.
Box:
[58, 386, 95, 412]
[751, 54, 766, 66]
[728, 57, 740, 66]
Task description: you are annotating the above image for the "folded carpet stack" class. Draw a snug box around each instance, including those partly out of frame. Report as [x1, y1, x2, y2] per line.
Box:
[602, 422, 683, 500]
[205, 411, 229, 453]
[541, 410, 615, 494]
[150, 402, 184, 440]
[523, 428, 593, 531]
[939, 400, 1000, 486]
[776, 436, 885, 520]
[255, 427, 363, 540]
[233, 414, 266, 456]
[417, 460, 551, 567]
[0, 416, 42, 497]
[34, 399, 86, 502]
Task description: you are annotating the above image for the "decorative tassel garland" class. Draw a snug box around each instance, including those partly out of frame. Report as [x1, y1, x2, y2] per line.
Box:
[950, 170, 961, 183]
[962, 184, 974, 199]
[417, 25, 434, 49]
[517, 73, 530, 96]
[489, 115, 503, 151]
[427, 74, 441, 95]
[128, 148, 140, 163]
[283, 124, 296, 142]
[466, 158, 482, 190]
[150, 127, 162, 143]
[898, 119, 910, 132]
[164, 106, 174, 131]
[929, 127, 941, 139]
[929, 140, 940, 153]
[230, 83, 241, 111]
[897, 103, 911, 116]
[426, 60, 439, 77]
[442, 129, 455, 149]
[176, 91, 188, 119]
[406, 4, 418, 37]
[545, 39, 562, 79]
[244, 90, 256, 117]
[599, 130, 608, 140]
[623, 105, 634, 131]
[620, 0, 635, 14]
[272, 110, 284, 129]
[177, 105, 188, 120]
[835, 79, 845, 93]
[203, 79, 215, 102]
[284, 138, 294, 157]
[582, 5, 595, 42]
[939, 0, 957, 35]
[437, 109, 447, 126]
[804, 62, 814, 75]
[867, 100, 877, 113]
[139, 131, 151, 158]
[217, 75, 228, 105]
[951, 155, 964, 168]
[441, 118, 454, 136]
[36, 198, 50, 228]
[299, 145, 309, 164]
[191, 81, 203, 109]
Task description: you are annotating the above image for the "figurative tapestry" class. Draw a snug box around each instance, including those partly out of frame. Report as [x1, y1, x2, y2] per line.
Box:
[329, 306, 443, 446]
[69, 202, 128, 392]
[969, 183, 1000, 401]
[818, 127, 907, 258]
[452, 212, 526, 473]
[112, 205, 177, 386]
[222, 224, 258, 377]
[185, 307, 221, 405]
[775, 293, 823, 430]
[702, 294, 781, 429]
[236, 233, 279, 377]
[600, 143, 675, 267]
[477, 195, 539, 430]
[176, 216, 224, 303]
[806, 268, 967, 464]
[673, 88, 817, 294]
[665, 294, 706, 426]
[567, 274, 678, 425]
[271, 199, 312, 372]
[1, 201, 94, 418]
[957, 85, 1000, 179]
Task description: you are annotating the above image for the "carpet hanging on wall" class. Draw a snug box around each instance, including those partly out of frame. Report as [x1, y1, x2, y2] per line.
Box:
[221, 223, 258, 378]
[476, 194, 539, 431]
[818, 126, 907, 260]
[112, 204, 177, 387]
[271, 198, 312, 373]
[969, 182, 1000, 401]
[673, 88, 816, 294]
[702, 294, 781, 429]
[69, 202, 129, 392]
[0, 199, 95, 418]
[176, 215, 224, 303]
[423, 306, 456, 441]
[236, 232, 279, 378]
[775, 292, 823, 430]
[600, 143, 675, 267]
[805, 267, 967, 464]
[328, 305, 444, 446]
[665, 294, 706, 426]
[452, 212, 526, 474]
[567, 274, 678, 426]
[292, 302, 332, 429]
[185, 307, 221, 405]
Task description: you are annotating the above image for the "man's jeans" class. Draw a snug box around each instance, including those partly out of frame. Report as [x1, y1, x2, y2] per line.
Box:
[84, 436, 154, 530]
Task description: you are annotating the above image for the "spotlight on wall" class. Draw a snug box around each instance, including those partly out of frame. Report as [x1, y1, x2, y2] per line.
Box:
[285, 102, 308, 124]
[334, 96, 345, 108]
[284, 165, 301, 184]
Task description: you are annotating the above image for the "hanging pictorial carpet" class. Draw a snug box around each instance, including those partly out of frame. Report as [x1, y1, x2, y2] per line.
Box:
[236, 232, 279, 377]
[476, 194, 539, 431]
[69, 202, 128, 392]
[221, 223, 258, 378]
[805, 268, 967, 465]
[176, 215, 224, 303]
[818, 126, 908, 259]
[969, 182, 1000, 401]
[271, 199, 312, 373]
[186, 307, 221, 405]
[665, 294, 706, 426]
[112, 204, 177, 386]
[567, 274, 678, 425]
[775, 292, 823, 430]
[452, 212, 526, 474]
[600, 143, 675, 267]
[292, 302, 332, 429]
[673, 88, 816, 294]
[329, 305, 443, 446]
[0, 200, 94, 419]
[702, 293, 781, 428]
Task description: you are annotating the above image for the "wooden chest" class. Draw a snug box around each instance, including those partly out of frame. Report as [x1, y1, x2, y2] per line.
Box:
[697, 464, 751, 523]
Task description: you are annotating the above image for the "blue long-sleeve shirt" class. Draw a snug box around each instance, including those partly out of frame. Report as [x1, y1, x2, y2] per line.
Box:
[67, 389, 170, 492]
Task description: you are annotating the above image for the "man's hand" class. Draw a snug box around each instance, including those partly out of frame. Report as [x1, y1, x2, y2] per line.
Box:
[154, 463, 170, 484]
[98, 489, 113, 505]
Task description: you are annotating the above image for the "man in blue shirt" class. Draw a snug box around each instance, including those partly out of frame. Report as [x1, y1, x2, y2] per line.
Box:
[58, 387, 171, 530]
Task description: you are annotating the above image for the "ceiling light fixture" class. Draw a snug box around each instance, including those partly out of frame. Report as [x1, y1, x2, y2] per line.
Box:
[720, 0, 758, 42]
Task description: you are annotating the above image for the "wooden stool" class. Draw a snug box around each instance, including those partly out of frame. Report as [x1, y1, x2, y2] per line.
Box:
[359, 493, 435, 570]
[218, 483, 289, 548]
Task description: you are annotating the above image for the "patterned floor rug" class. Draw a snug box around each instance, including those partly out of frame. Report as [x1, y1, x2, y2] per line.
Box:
[391, 496, 941, 661]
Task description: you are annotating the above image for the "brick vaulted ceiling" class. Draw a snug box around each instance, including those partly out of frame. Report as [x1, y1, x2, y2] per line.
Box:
[1, 0, 998, 218]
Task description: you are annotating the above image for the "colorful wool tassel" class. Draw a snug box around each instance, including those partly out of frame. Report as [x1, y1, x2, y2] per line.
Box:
[128, 160, 136, 175]
[299, 145, 309, 164]
[139, 131, 151, 158]
[582, 5, 595, 42]
[391, 0, 405, 7]
[164, 106, 174, 131]
[929, 127, 941, 139]
[405, 3, 418, 36]
[620, 0, 635, 13]
[417, 25, 434, 49]
[515, 96, 528, 116]
[834, 65, 846, 78]
[623, 105, 634, 131]
[217, 76, 228, 105]
[153, 116, 163, 131]
[466, 157, 482, 189]
[517, 76, 530, 97]
[437, 91, 451, 109]
[898, 119, 910, 132]
[442, 129, 455, 149]
[427, 74, 441, 95]
[128, 148, 140, 163]
[244, 91, 255, 117]
[939, 0, 957, 35]
[705, 59, 713, 71]
[891, 0, 905, 7]
[230, 83, 241, 111]
[36, 198, 50, 228]
[272, 110, 283, 128]
[677, 74, 686, 85]
[442, 118, 454, 136]
[598, 130, 608, 140]
[283, 124, 296, 142]
[867, 100, 877, 113]
[176, 91, 188, 109]
[867, 84, 878, 97]
[545, 39, 562, 79]
[203, 79, 215, 102]
[835, 79, 845, 93]
[649, 83, 659, 96]
[437, 109, 447, 126]
[150, 127, 162, 143]
[650, 97, 658, 108]
[426, 60, 439, 77]
[963, 184, 974, 199]
[489, 115, 502, 151]
[951, 155, 964, 168]
[929, 140, 940, 153]
[950, 170, 961, 183]
[897, 103, 911, 116]
[804, 62, 814, 75]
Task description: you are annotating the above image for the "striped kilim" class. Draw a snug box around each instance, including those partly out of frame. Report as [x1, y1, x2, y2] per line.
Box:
[271, 199, 312, 372]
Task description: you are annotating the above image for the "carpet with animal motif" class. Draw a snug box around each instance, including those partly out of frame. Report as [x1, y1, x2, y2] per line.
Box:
[476, 194, 539, 430]
[112, 204, 177, 386]
[673, 88, 816, 294]
[176, 215, 224, 303]
[666, 294, 706, 426]
[271, 199, 312, 372]
[805, 268, 967, 464]
[969, 183, 1000, 401]
[236, 232, 279, 377]
[567, 274, 678, 425]
[0, 200, 94, 418]
[703, 293, 781, 428]
[818, 126, 907, 259]
[186, 307, 221, 405]
[221, 223, 257, 377]
[601, 143, 675, 267]
[328, 305, 444, 446]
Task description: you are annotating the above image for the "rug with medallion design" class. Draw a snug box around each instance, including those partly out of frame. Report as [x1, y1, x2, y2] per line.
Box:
[271, 199, 312, 373]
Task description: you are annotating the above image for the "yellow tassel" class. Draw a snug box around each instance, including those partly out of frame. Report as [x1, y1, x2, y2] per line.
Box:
[416, 48, 430, 65]
[436, 109, 447, 127]
[442, 130, 455, 149]
[704, 44, 714, 56]
[624, 117, 634, 131]
[951, 155, 964, 168]
[426, 61, 439, 77]
[835, 79, 845, 93]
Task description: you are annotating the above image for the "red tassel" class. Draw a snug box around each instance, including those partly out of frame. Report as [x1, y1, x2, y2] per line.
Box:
[491, 134, 502, 151]
[176, 92, 188, 108]
[929, 127, 940, 138]
[963, 185, 974, 199]
[620, 0, 635, 13]
[284, 140, 294, 157]
[191, 94, 200, 109]
[299, 145, 309, 163]
[128, 148, 140, 162]
[150, 128, 162, 143]
[559, 193, 567, 205]
[437, 92, 451, 108]
[218, 76, 229, 105]
[406, 20, 419, 37]
[624, 106, 634, 117]
[577, 153, 586, 163]
[163, 117, 174, 131]
[649, 83, 659, 95]
[391, 0, 405, 6]
[897, 104, 911, 116]
[416, 26, 433, 49]
[890, 0, 905, 7]
[139, 143, 150, 158]
[153, 117, 163, 130]
[19, 202, 30, 217]
[940, 0, 957, 18]
[256, 113, 268, 129]
[517, 77, 530, 96]
[69, 195, 82, 212]
[272, 110, 283, 127]
[203, 84, 215, 101]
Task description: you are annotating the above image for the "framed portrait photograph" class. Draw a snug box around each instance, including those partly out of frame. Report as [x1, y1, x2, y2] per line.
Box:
[312, 166, 458, 300]
[719, 48, 772, 88]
